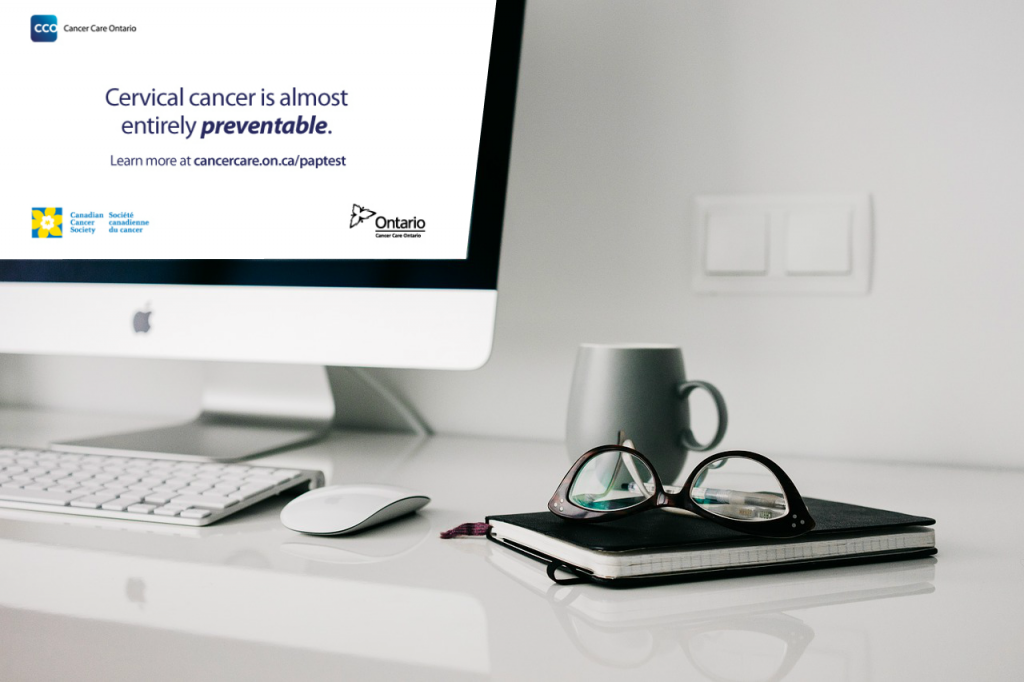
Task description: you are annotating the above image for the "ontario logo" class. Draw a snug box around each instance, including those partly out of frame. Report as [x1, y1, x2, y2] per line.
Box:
[349, 204, 376, 228]
[32, 207, 63, 238]
[350, 203, 427, 239]
[31, 15, 58, 42]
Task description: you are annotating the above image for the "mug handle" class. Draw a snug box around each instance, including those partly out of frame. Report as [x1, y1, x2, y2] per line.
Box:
[676, 381, 728, 452]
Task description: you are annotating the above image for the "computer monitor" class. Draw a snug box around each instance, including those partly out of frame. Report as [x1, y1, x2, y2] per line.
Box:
[0, 1, 525, 460]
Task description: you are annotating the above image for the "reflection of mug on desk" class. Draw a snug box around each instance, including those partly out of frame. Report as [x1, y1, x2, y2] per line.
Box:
[566, 344, 728, 482]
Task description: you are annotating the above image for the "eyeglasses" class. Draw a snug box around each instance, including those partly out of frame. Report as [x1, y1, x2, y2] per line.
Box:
[548, 442, 815, 538]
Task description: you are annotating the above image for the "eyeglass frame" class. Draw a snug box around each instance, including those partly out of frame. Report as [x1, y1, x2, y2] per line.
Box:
[548, 445, 816, 538]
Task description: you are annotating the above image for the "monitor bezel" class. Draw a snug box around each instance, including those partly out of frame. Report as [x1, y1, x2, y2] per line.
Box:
[0, 1, 525, 292]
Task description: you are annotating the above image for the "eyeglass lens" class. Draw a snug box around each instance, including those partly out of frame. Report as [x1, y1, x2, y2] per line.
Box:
[569, 449, 656, 511]
[690, 455, 789, 522]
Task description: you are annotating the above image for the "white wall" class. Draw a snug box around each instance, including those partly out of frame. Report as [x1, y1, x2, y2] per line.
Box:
[3, 0, 1024, 467]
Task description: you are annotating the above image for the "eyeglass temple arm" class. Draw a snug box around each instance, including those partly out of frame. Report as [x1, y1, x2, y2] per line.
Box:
[620, 452, 648, 490]
[614, 435, 657, 496]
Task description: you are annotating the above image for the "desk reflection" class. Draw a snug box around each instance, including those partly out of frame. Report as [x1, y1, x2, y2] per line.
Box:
[486, 544, 935, 680]
[0, 530, 489, 679]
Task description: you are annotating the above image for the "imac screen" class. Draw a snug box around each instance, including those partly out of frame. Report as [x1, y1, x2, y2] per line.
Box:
[1, 1, 524, 289]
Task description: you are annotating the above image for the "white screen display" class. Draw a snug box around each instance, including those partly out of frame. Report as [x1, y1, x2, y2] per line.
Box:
[2, 1, 497, 260]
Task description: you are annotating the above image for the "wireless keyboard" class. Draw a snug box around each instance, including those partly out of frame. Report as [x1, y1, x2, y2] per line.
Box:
[0, 446, 324, 526]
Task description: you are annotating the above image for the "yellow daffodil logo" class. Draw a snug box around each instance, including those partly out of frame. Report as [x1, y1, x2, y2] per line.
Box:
[32, 207, 63, 238]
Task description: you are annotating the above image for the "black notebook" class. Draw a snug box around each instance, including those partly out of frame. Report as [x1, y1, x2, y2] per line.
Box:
[486, 498, 936, 587]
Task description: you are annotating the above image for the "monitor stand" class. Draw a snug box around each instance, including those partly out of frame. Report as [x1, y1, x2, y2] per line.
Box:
[51, 362, 428, 462]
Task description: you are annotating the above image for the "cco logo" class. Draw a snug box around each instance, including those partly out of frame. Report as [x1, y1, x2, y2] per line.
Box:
[31, 15, 58, 42]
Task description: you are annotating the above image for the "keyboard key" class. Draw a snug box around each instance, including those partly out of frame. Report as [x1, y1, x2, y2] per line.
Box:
[126, 504, 157, 514]
[179, 509, 212, 519]
[101, 500, 132, 511]
[70, 494, 119, 509]
[144, 493, 179, 505]
[0, 488, 83, 505]
[169, 494, 238, 510]
[153, 506, 183, 517]
[232, 483, 273, 499]
[244, 474, 279, 482]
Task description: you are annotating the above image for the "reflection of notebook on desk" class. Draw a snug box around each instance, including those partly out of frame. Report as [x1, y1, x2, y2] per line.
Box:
[487, 498, 936, 586]
[488, 544, 936, 626]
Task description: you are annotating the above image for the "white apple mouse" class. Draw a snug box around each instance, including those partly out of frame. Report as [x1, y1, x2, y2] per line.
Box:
[280, 484, 430, 535]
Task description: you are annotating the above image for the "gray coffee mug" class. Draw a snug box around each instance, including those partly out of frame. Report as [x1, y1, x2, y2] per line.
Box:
[566, 344, 727, 482]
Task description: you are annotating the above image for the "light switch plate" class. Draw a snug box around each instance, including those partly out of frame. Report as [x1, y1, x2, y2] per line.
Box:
[692, 194, 872, 294]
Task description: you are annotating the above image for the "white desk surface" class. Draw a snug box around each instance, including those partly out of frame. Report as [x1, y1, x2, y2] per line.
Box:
[0, 407, 1021, 682]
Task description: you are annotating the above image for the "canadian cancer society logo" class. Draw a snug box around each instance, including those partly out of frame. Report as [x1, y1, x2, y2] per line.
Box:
[32, 207, 63, 238]
[31, 15, 58, 42]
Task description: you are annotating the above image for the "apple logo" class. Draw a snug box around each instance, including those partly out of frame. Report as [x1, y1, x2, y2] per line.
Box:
[133, 307, 152, 334]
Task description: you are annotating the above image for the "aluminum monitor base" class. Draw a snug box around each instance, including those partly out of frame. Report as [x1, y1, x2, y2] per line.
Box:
[52, 363, 336, 462]
[52, 414, 332, 462]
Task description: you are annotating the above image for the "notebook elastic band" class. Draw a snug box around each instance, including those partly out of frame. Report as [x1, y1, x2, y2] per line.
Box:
[546, 561, 588, 585]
